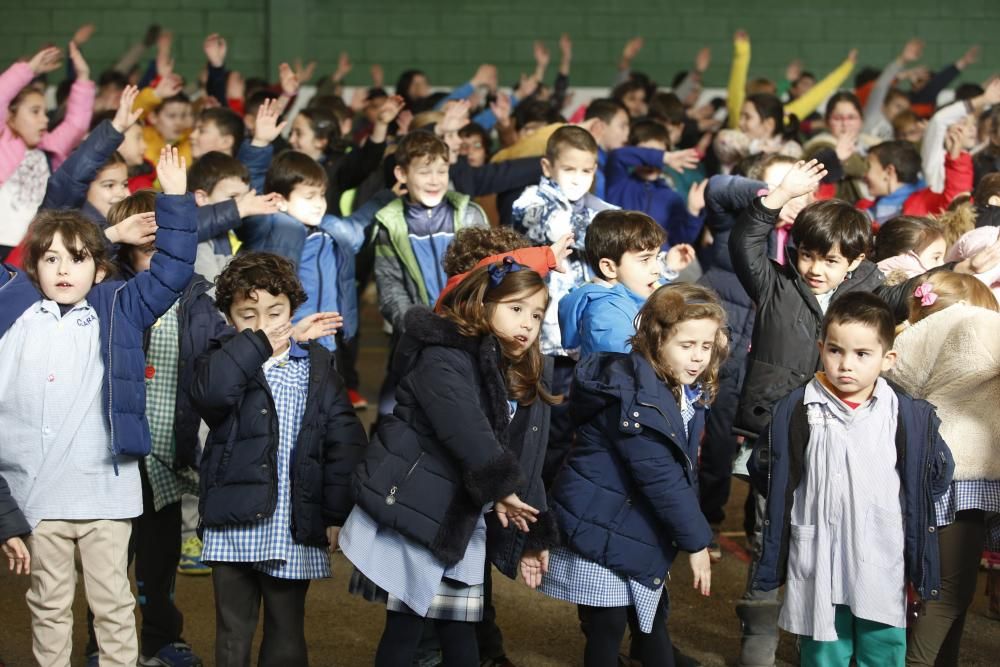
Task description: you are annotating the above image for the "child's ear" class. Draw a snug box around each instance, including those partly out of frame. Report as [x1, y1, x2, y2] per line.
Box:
[988, 194, 1000, 207]
[274, 193, 288, 212]
[881, 348, 898, 372]
[762, 116, 776, 136]
[393, 164, 408, 186]
[94, 267, 107, 285]
[541, 157, 553, 178]
[598, 257, 618, 280]
[222, 135, 235, 155]
[193, 189, 209, 206]
[847, 253, 865, 272]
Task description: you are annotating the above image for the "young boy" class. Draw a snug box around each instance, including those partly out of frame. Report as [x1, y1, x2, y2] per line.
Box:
[749, 292, 954, 666]
[559, 210, 693, 358]
[190, 107, 245, 159]
[605, 120, 706, 247]
[374, 131, 488, 335]
[137, 89, 194, 166]
[191, 252, 367, 667]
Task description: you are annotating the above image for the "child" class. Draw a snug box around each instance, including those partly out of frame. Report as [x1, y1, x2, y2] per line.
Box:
[102, 190, 230, 666]
[0, 147, 195, 667]
[344, 261, 557, 666]
[749, 291, 954, 666]
[135, 78, 194, 166]
[188, 151, 252, 280]
[559, 210, 695, 358]
[191, 252, 367, 667]
[373, 131, 488, 336]
[605, 120, 706, 247]
[0, 45, 95, 257]
[189, 107, 245, 159]
[859, 139, 972, 226]
[872, 215, 947, 281]
[884, 272, 1000, 664]
[540, 283, 724, 666]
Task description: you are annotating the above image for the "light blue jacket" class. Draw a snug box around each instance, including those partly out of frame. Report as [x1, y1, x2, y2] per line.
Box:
[558, 282, 648, 359]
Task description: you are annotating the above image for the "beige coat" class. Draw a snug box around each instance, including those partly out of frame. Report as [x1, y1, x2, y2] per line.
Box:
[887, 304, 1000, 480]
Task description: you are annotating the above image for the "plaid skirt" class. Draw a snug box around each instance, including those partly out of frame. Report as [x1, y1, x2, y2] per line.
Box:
[349, 567, 484, 622]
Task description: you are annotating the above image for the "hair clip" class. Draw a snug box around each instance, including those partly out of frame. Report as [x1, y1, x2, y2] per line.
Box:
[913, 282, 937, 307]
[487, 256, 523, 287]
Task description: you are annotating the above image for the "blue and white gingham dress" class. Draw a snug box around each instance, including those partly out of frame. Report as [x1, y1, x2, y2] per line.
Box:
[202, 343, 331, 580]
[539, 388, 698, 633]
[935, 480, 1000, 551]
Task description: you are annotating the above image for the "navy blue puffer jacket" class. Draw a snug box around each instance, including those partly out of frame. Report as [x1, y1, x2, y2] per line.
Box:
[549, 351, 714, 588]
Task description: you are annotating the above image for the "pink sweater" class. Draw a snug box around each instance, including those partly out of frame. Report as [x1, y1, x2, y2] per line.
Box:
[0, 62, 95, 185]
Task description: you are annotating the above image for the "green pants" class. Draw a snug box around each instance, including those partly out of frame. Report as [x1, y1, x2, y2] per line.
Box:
[799, 605, 905, 667]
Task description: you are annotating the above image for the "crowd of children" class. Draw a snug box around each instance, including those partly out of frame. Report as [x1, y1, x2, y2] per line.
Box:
[1, 20, 999, 667]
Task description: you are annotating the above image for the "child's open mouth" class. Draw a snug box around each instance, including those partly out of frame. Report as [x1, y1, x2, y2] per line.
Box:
[513, 335, 529, 344]
[56, 282, 73, 288]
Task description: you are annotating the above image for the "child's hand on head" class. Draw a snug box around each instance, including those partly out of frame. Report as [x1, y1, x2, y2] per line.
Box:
[689, 548, 711, 596]
[291, 311, 343, 342]
[494, 493, 539, 533]
[111, 85, 144, 133]
[687, 179, 708, 217]
[235, 189, 281, 218]
[67, 41, 90, 81]
[106, 211, 156, 246]
[262, 319, 292, 355]
[251, 97, 287, 147]
[550, 232, 574, 273]
[28, 46, 62, 75]
[157, 146, 187, 195]
[665, 244, 696, 273]
[203, 32, 227, 68]
[763, 159, 826, 210]
[2, 536, 30, 576]
[519, 549, 549, 589]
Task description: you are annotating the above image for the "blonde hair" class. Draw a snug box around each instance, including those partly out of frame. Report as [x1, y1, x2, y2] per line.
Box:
[908, 271, 999, 325]
[628, 283, 729, 404]
[932, 201, 976, 248]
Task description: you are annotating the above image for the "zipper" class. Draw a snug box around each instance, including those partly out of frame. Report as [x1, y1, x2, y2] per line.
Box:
[385, 453, 424, 505]
[107, 284, 126, 475]
[636, 399, 693, 471]
[918, 410, 934, 597]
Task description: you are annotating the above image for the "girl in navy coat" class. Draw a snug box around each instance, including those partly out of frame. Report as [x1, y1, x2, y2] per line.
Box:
[541, 282, 728, 667]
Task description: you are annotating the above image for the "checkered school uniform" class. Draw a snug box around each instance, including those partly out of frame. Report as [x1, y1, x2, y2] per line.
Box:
[202, 343, 330, 580]
[935, 479, 1000, 551]
[143, 303, 198, 511]
[538, 387, 699, 633]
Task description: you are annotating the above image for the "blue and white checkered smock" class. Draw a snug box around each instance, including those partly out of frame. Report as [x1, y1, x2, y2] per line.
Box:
[202, 342, 330, 580]
[538, 388, 697, 633]
[935, 480, 1000, 551]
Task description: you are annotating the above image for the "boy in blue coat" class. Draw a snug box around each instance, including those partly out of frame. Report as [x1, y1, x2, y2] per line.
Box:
[749, 292, 953, 666]
[558, 210, 694, 358]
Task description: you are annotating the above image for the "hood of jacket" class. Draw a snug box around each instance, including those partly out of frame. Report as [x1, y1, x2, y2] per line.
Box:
[559, 282, 645, 351]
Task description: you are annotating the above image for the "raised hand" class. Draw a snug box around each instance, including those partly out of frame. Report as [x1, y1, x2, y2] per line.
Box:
[559, 33, 573, 64]
[262, 319, 292, 355]
[665, 243, 696, 273]
[370, 63, 385, 88]
[252, 97, 287, 147]
[334, 51, 352, 83]
[156, 30, 174, 77]
[72, 23, 96, 46]
[957, 44, 980, 70]
[945, 123, 964, 159]
[664, 149, 700, 172]
[292, 312, 344, 342]
[28, 46, 62, 75]
[67, 41, 90, 82]
[226, 70, 245, 101]
[785, 58, 803, 83]
[111, 85, 143, 133]
[153, 73, 183, 100]
[900, 38, 924, 64]
[847, 48, 859, 63]
[686, 180, 708, 217]
[235, 189, 281, 218]
[2, 537, 30, 576]
[376, 94, 405, 126]
[690, 548, 711, 596]
[533, 41, 551, 70]
[549, 232, 574, 273]
[763, 159, 827, 210]
[157, 146, 187, 196]
[489, 92, 512, 127]
[471, 64, 498, 91]
[514, 73, 540, 100]
[293, 58, 316, 85]
[519, 549, 549, 589]
[203, 33, 227, 68]
[395, 109, 413, 136]
[438, 99, 471, 135]
[621, 36, 644, 67]
[695, 47, 712, 74]
[278, 62, 300, 98]
[494, 493, 540, 533]
[733, 29, 749, 45]
[106, 212, 157, 246]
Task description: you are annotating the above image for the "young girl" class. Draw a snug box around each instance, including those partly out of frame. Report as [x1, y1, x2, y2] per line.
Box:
[738, 93, 802, 158]
[0, 44, 95, 258]
[0, 147, 194, 667]
[538, 283, 725, 666]
[885, 272, 1000, 665]
[803, 92, 878, 204]
[873, 215, 947, 281]
[344, 260, 559, 666]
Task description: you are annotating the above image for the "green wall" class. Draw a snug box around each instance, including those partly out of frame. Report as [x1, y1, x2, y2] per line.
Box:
[2, 0, 996, 92]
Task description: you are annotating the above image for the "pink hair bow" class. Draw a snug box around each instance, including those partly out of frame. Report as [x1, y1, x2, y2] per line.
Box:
[914, 282, 937, 307]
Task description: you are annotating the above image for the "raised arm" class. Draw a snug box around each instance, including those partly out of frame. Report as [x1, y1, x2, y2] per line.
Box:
[726, 31, 751, 130]
[784, 50, 856, 122]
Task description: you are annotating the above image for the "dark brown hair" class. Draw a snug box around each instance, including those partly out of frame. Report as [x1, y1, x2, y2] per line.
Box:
[869, 140, 922, 184]
[23, 210, 117, 288]
[792, 199, 871, 262]
[824, 91, 864, 122]
[891, 109, 923, 142]
[544, 125, 598, 162]
[395, 130, 449, 168]
[264, 150, 327, 198]
[585, 210, 665, 279]
[188, 151, 250, 195]
[628, 283, 728, 404]
[95, 151, 128, 177]
[439, 264, 560, 406]
[628, 119, 670, 147]
[442, 227, 531, 277]
[822, 291, 896, 351]
[973, 173, 1000, 206]
[198, 107, 245, 155]
[215, 252, 307, 316]
[873, 215, 944, 262]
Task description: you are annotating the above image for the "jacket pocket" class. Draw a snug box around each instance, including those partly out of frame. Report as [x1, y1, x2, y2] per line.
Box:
[861, 505, 904, 570]
[384, 452, 424, 506]
[787, 524, 816, 580]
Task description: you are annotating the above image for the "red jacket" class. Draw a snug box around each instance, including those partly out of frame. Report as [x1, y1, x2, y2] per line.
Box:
[857, 152, 973, 223]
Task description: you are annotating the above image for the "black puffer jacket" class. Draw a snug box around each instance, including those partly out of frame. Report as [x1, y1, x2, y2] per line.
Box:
[353, 307, 537, 566]
[0, 473, 29, 542]
[191, 330, 367, 546]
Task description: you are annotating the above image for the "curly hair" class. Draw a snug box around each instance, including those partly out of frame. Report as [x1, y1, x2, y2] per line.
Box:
[628, 283, 729, 405]
[441, 227, 532, 277]
[214, 252, 307, 317]
[439, 264, 561, 407]
[23, 209, 117, 288]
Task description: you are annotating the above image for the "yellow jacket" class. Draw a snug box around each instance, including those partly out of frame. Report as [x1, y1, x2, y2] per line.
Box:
[134, 87, 193, 166]
[490, 123, 563, 163]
